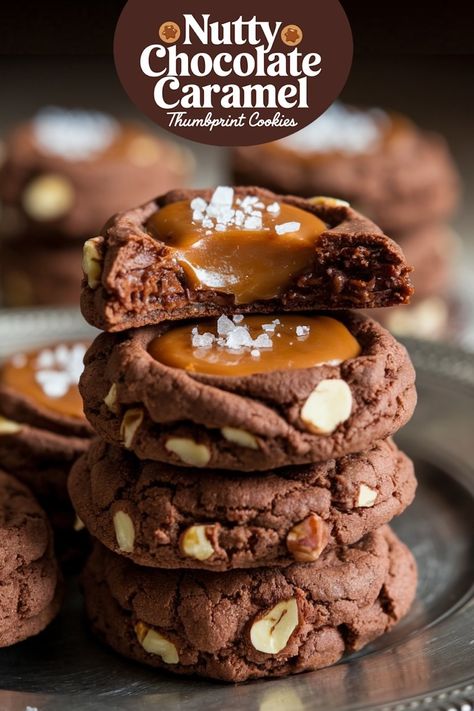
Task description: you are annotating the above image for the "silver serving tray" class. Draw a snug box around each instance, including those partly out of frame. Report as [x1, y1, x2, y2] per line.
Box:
[0, 308, 473, 711]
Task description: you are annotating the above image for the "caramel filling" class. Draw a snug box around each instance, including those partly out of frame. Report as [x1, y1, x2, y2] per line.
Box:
[149, 314, 361, 377]
[0, 343, 87, 419]
[147, 191, 326, 305]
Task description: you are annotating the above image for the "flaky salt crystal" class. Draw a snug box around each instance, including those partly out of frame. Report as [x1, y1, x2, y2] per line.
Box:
[244, 215, 262, 230]
[275, 222, 300, 235]
[211, 186, 234, 206]
[250, 349, 261, 358]
[266, 201, 280, 214]
[226, 327, 254, 349]
[217, 315, 235, 335]
[192, 210, 204, 221]
[190, 197, 207, 211]
[192, 332, 215, 348]
[262, 324, 276, 332]
[233, 314, 244, 323]
[296, 325, 310, 337]
[253, 333, 273, 349]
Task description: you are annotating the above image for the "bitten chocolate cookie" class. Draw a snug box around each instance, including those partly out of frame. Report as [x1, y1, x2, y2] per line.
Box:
[0, 107, 192, 240]
[82, 526, 417, 682]
[232, 103, 459, 235]
[0, 342, 92, 564]
[80, 186, 413, 333]
[80, 311, 416, 470]
[0, 470, 61, 647]
[70, 438, 416, 571]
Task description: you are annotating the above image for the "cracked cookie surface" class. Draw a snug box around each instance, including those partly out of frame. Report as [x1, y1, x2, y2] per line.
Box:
[82, 526, 417, 682]
[80, 311, 416, 469]
[70, 439, 416, 570]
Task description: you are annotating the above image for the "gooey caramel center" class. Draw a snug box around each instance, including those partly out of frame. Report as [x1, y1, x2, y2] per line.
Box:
[147, 194, 326, 305]
[148, 315, 361, 377]
[0, 343, 87, 419]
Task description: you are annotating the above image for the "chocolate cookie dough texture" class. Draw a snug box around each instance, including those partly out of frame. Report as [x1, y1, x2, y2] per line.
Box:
[0, 107, 192, 306]
[0, 342, 92, 563]
[83, 526, 417, 682]
[0, 470, 61, 646]
[76, 184, 418, 681]
[80, 186, 413, 332]
[232, 103, 460, 338]
[80, 312, 416, 469]
[70, 438, 416, 571]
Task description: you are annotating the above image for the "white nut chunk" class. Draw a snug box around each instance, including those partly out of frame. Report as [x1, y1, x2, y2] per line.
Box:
[0, 415, 22, 435]
[357, 484, 377, 508]
[165, 437, 211, 467]
[22, 173, 75, 221]
[82, 236, 103, 289]
[113, 510, 135, 553]
[73, 516, 85, 532]
[300, 379, 352, 435]
[104, 383, 119, 413]
[221, 426, 258, 450]
[135, 622, 179, 664]
[120, 408, 144, 449]
[250, 598, 299, 654]
[180, 525, 215, 561]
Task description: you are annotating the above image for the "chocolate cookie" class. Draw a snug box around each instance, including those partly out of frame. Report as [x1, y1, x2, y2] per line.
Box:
[232, 104, 459, 235]
[395, 223, 455, 300]
[80, 186, 413, 333]
[80, 311, 416, 470]
[0, 107, 192, 240]
[82, 526, 417, 682]
[70, 438, 415, 571]
[0, 236, 84, 307]
[0, 342, 92, 563]
[0, 470, 61, 646]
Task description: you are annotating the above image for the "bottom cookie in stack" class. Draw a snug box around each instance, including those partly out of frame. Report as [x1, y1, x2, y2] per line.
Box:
[82, 526, 416, 682]
[0, 470, 62, 647]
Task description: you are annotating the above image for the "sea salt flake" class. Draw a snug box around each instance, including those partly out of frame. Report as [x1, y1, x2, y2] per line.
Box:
[192, 210, 204, 222]
[36, 370, 70, 398]
[190, 197, 207, 211]
[191, 332, 215, 348]
[215, 223, 226, 231]
[275, 221, 300, 235]
[202, 218, 213, 229]
[217, 315, 235, 336]
[226, 327, 254, 349]
[36, 349, 55, 369]
[253, 334, 273, 349]
[262, 324, 276, 332]
[266, 201, 281, 214]
[211, 186, 234, 206]
[233, 314, 244, 323]
[250, 349, 261, 358]
[244, 215, 262, 230]
[296, 325, 310, 337]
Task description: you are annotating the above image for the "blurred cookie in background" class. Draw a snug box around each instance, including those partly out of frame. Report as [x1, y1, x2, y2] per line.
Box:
[0, 107, 194, 307]
[0, 341, 92, 568]
[232, 103, 460, 339]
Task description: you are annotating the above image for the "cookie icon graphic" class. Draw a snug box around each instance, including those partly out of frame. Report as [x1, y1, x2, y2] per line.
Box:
[281, 24, 303, 46]
[159, 21, 181, 43]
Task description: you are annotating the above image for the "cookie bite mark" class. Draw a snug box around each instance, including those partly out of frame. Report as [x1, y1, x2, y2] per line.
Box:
[80, 186, 414, 332]
[148, 314, 361, 377]
[146, 189, 326, 305]
[0, 342, 88, 420]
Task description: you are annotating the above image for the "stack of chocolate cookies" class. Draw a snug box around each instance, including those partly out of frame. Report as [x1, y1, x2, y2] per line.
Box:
[0, 107, 192, 307]
[70, 186, 418, 682]
[233, 103, 460, 339]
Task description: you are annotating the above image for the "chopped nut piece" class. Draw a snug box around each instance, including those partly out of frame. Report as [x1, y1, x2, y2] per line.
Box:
[250, 598, 299, 654]
[113, 510, 135, 552]
[165, 437, 211, 467]
[300, 379, 352, 434]
[73, 516, 85, 532]
[82, 237, 103, 289]
[104, 383, 119, 413]
[221, 426, 259, 450]
[0, 415, 22, 434]
[120, 408, 144, 449]
[22, 173, 75, 221]
[357, 484, 377, 508]
[286, 513, 329, 562]
[135, 621, 179, 664]
[180, 524, 215, 561]
[309, 195, 350, 208]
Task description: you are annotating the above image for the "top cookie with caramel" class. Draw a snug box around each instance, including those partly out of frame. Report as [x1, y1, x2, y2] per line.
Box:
[81, 186, 413, 332]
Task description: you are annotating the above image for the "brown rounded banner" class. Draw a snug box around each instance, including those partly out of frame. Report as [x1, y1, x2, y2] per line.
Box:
[114, 0, 353, 146]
